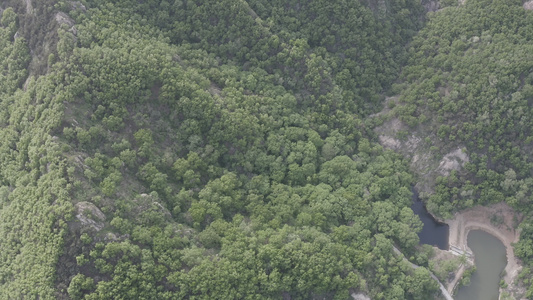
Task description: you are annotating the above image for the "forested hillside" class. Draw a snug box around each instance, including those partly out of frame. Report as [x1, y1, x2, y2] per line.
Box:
[392, 0, 533, 297]
[0, 0, 436, 299]
[0, 0, 532, 299]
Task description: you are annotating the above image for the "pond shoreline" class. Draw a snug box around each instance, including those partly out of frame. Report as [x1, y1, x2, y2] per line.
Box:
[442, 203, 524, 298]
[454, 230, 507, 300]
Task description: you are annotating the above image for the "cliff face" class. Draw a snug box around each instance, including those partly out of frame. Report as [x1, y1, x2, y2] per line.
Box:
[2, 0, 61, 77]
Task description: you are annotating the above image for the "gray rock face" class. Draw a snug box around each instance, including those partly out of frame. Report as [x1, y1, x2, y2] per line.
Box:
[437, 148, 469, 177]
[75, 201, 106, 231]
[55, 12, 75, 27]
[424, 0, 440, 12]
[69, 1, 87, 11]
[55, 11, 77, 35]
[351, 293, 371, 300]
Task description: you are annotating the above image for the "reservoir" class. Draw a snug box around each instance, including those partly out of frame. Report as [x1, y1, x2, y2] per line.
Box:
[455, 230, 507, 300]
[411, 190, 449, 250]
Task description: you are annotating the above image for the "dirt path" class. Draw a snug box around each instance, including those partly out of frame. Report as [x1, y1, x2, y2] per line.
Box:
[393, 246, 454, 300]
[447, 264, 465, 293]
[445, 203, 523, 294]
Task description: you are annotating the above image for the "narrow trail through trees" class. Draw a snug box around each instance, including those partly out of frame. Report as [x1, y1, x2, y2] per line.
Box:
[392, 246, 454, 300]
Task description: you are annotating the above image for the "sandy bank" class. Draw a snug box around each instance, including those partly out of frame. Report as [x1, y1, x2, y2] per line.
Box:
[445, 203, 524, 297]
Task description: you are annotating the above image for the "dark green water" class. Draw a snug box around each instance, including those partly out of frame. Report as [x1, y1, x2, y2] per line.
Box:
[411, 189, 449, 250]
[455, 230, 507, 300]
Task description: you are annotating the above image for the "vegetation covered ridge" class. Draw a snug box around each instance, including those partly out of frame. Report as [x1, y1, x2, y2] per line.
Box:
[0, 4, 73, 298]
[6, 0, 533, 298]
[0, 0, 443, 299]
[390, 0, 533, 297]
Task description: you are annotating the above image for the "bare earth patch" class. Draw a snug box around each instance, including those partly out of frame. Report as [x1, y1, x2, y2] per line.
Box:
[374, 111, 468, 196]
[378, 134, 400, 149]
[447, 263, 466, 294]
[445, 203, 526, 298]
[524, 0, 533, 10]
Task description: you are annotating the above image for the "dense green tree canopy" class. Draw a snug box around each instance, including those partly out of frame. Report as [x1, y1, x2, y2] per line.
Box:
[1, 0, 532, 298]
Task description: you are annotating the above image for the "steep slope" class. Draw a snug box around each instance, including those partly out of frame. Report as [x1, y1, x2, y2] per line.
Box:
[0, 0, 447, 299]
[0, 5, 73, 298]
[390, 0, 533, 297]
[394, 0, 533, 215]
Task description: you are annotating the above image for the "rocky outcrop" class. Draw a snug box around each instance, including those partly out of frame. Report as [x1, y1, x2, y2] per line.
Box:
[374, 105, 469, 197]
[423, 0, 440, 12]
[75, 201, 106, 231]
[436, 148, 469, 177]
[55, 11, 77, 35]
[351, 293, 371, 300]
